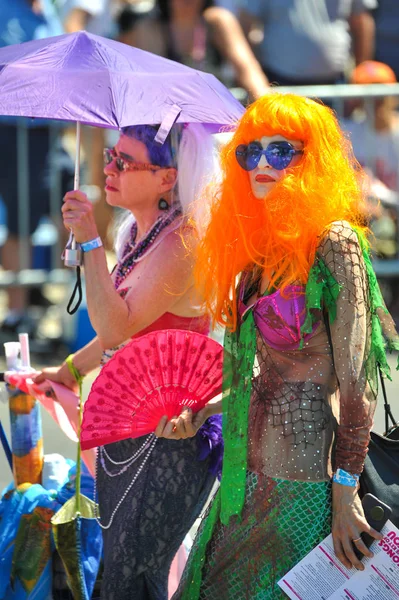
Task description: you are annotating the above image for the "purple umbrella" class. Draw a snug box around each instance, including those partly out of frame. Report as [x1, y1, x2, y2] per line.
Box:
[0, 30, 243, 273]
[0, 31, 243, 134]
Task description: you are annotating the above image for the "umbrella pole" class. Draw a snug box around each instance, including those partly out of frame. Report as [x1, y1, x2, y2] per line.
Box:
[71, 121, 81, 252]
[74, 122, 82, 513]
[74, 121, 81, 190]
[64, 122, 83, 311]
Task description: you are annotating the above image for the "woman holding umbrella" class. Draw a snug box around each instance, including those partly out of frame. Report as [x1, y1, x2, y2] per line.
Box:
[34, 122, 224, 600]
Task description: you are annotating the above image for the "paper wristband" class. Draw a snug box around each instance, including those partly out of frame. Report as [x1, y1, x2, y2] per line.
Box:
[81, 237, 103, 252]
[332, 468, 360, 487]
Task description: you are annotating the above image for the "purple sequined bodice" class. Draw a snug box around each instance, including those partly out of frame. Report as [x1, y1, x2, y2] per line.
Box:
[239, 284, 317, 351]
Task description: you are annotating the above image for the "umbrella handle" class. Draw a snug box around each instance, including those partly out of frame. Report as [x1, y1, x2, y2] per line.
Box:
[74, 121, 81, 192]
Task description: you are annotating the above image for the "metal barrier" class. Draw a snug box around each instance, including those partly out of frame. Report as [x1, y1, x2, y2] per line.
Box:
[1, 83, 399, 291]
[0, 122, 76, 289]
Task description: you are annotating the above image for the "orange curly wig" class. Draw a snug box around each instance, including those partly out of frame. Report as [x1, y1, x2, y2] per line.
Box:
[194, 93, 368, 330]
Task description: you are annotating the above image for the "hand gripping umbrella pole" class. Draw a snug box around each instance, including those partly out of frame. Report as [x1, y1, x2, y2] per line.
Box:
[62, 122, 83, 314]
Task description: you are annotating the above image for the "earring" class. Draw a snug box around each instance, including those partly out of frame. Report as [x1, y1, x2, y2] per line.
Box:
[158, 198, 169, 211]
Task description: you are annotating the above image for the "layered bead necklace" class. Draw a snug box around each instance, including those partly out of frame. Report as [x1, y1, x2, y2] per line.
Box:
[94, 434, 157, 529]
[114, 206, 182, 290]
[95, 206, 182, 529]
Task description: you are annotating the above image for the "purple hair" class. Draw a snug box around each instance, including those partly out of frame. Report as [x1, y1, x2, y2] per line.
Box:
[122, 124, 181, 168]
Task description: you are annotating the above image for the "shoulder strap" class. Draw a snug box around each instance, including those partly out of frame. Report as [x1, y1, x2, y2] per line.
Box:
[378, 368, 398, 434]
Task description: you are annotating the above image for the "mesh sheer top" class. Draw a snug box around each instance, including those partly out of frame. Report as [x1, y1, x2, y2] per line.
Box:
[231, 221, 398, 483]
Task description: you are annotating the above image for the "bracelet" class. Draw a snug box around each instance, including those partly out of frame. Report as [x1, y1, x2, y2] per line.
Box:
[81, 236, 103, 253]
[65, 354, 84, 385]
[332, 468, 360, 487]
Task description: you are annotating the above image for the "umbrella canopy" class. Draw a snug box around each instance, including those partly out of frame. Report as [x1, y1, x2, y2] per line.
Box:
[0, 31, 244, 140]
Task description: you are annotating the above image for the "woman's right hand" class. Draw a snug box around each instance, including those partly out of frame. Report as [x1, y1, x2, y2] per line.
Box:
[62, 190, 99, 243]
[155, 407, 209, 440]
[33, 362, 78, 394]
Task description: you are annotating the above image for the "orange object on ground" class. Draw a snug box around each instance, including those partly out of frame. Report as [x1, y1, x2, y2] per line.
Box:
[7, 382, 44, 486]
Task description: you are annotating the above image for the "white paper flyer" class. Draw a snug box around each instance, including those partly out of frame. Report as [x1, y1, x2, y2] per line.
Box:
[278, 520, 399, 599]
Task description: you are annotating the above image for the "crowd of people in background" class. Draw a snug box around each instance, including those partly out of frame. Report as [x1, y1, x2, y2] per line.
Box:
[1, 0, 399, 341]
[1, 3, 399, 600]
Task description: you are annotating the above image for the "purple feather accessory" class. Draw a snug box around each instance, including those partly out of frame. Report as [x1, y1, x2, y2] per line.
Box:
[197, 415, 224, 480]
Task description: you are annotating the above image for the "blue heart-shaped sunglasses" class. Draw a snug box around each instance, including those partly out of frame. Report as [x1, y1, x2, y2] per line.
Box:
[236, 141, 303, 171]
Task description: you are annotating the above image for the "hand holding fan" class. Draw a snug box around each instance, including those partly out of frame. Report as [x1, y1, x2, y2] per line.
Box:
[81, 329, 223, 450]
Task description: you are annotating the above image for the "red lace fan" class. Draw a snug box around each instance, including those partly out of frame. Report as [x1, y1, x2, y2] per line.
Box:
[81, 329, 223, 450]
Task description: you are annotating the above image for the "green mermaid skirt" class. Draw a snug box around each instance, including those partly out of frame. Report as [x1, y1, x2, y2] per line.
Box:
[174, 472, 332, 600]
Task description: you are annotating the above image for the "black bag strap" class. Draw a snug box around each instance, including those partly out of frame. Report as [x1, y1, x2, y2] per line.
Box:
[378, 367, 398, 434]
[323, 310, 398, 435]
[66, 266, 83, 315]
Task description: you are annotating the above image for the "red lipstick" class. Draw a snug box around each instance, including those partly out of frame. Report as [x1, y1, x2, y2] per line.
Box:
[105, 179, 118, 192]
[255, 174, 275, 183]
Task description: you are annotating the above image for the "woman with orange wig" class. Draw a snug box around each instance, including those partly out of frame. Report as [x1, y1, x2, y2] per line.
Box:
[173, 93, 399, 599]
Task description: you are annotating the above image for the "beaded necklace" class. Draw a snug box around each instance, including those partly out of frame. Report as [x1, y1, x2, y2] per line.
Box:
[114, 206, 182, 290]
[95, 207, 182, 528]
[94, 434, 157, 529]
